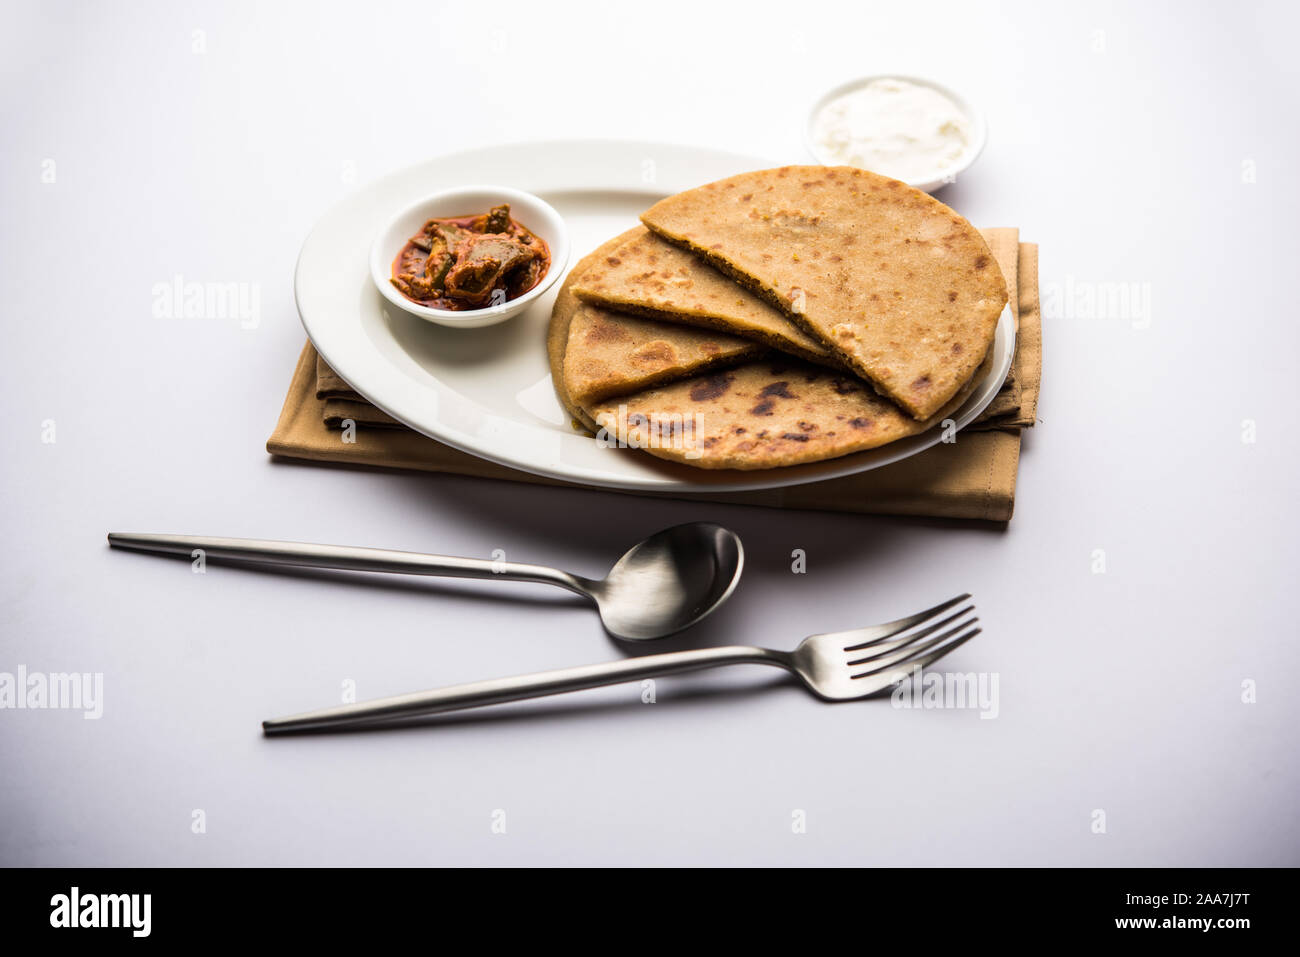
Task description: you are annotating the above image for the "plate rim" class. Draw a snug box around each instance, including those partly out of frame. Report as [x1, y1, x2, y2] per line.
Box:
[295, 138, 1015, 494]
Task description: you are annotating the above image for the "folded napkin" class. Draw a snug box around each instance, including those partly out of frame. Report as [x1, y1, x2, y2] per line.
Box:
[268, 231, 1040, 521]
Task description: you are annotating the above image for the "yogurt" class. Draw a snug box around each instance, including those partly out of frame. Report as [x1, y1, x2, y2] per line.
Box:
[811, 78, 972, 184]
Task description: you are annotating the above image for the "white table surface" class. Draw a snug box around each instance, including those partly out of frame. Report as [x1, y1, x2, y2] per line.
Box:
[2, 0, 1297, 867]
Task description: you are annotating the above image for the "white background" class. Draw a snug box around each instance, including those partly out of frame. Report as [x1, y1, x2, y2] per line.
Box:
[2, 0, 1297, 866]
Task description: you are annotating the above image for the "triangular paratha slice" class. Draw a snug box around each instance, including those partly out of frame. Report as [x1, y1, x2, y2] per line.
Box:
[571, 227, 835, 366]
[563, 304, 763, 406]
[548, 229, 763, 432]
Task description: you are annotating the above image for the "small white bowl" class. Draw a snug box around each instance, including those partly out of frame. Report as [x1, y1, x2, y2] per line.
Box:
[805, 75, 987, 193]
[370, 185, 570, 329]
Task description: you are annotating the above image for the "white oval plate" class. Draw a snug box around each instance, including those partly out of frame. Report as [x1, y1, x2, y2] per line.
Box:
[295, 139, 1015, 493]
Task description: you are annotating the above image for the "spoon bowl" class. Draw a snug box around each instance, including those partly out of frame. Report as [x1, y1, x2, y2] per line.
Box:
[587, 522, 744, 641]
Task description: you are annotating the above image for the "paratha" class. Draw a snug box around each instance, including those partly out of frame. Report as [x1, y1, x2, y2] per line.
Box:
[587, 352, 989, 470]
[547, 229, 761, 432]
[571, 227, 834, 366]
[563, 303, 763, 406]
[641, 166, 1007, 420]
[547, 230, 641, 431]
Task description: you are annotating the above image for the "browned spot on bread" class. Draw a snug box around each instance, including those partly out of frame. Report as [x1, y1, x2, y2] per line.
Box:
[781, 433, 810, 442]
[831, 378, 861, 395]
[632, 341, 675, 364]
[750, 399, 776, 416]
[759, 381, 795, 399]
[606, 257, 621, 266]
[689, 374, 733, 402]
[585, 319, 630, 343]
[849, 417, 873, 430]
[974, 255, 989, 269]
[911, 375, 932, 392]
[947, 290, 958, 302]
[951, 342, 963, 354]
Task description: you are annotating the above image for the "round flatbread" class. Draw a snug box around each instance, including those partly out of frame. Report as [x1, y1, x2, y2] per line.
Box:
[586, 351, 989, 470]
[641, 166, 1007, 420]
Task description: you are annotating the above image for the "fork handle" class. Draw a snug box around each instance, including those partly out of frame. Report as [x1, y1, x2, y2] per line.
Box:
[107, 533, 592, 596]
[262, 646, 791, 735]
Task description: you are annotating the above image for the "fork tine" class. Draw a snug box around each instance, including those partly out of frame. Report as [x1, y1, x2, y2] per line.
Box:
[885, 627, 982, 678]
[844, 605, 974, 660]
[850, 620, 980, 679]
[823, 593, 972, 649]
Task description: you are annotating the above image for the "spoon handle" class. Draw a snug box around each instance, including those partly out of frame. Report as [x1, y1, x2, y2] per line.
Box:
[262, 646, 791, 735]
[106, 533, 591, 595]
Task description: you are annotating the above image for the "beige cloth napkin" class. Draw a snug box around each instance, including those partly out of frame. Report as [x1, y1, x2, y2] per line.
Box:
[268, 231, 1041, 521]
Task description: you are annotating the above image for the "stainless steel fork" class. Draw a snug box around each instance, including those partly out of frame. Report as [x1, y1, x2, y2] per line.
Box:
[262, 594, 979, 734]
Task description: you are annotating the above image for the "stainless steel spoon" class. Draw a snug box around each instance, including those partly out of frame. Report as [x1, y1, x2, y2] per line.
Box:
[106, 522, 743, 641]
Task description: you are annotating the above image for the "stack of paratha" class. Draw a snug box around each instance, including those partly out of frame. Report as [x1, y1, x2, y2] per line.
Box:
[548, 166, 1008, 470]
